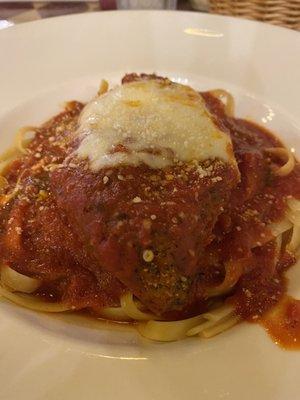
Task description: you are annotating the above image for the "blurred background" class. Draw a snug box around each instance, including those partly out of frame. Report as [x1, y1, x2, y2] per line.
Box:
[0, 0, 299, 30]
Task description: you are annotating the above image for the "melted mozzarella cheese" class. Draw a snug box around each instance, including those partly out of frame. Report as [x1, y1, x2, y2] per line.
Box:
[76, 80, 237, 170]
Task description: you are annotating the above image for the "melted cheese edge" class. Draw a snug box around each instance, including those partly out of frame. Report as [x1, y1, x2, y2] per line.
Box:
[76, 80, 237, 170]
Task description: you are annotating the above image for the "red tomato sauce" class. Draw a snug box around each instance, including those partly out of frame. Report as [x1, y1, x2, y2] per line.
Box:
[0, 80, 299, 347]
[261, 296, 300, 349]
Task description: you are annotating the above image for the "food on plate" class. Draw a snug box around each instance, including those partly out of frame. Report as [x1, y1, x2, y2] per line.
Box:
[0, 74, 299, 345]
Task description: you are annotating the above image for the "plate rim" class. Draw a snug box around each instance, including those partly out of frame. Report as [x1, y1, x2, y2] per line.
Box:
[1, 9, 300, 37]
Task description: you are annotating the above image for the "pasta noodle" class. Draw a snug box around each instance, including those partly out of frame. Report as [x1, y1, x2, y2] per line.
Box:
[0, 148, 21, 177]
[210, 89, 235, 117]
[120, 293, 156, 321]
[286, 198, 300, 253]
[98, 306, 131, 322]
[187, 305, 239, 338]
[0, 146, 21, 165]
[289, 226, 300, 254]
[207, 261, 244, 297]
[274, 235, 283, 266]
[1, 265, 40, 293]
[99, 293, 157, 322]
[137, 305, 239, 342]
[199, 315, 240, 338]
[98, 79, 109, 96]
[137, 314, 205, 342]
[0, 126, 34, 205]
[0, 285, 71, 313]
[269, 218, 293, 238]
[14, 126, 36, 154]
[0, 265, 240, 341]
[0, 169, 26, 206]
[0, 176, 8, 191]
[266, 147, 295, 176]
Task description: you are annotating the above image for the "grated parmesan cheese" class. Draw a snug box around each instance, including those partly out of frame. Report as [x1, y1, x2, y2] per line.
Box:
[132, 196, 142, 203]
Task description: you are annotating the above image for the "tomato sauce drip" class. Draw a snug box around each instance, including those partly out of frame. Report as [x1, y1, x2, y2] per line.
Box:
[261, 296, 300, 349]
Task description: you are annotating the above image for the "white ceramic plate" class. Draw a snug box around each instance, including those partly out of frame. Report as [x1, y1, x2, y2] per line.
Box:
[0, 11, 300, 400]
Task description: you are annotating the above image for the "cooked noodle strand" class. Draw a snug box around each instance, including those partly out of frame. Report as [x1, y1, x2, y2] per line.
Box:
[266, 147, 295, 176]
[14, 126, 36, 154]
[98, 80, 109, 96]
[120, 293, 155, 321]
[0, 285, 71, 313]
[210, 89, 235, 117]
